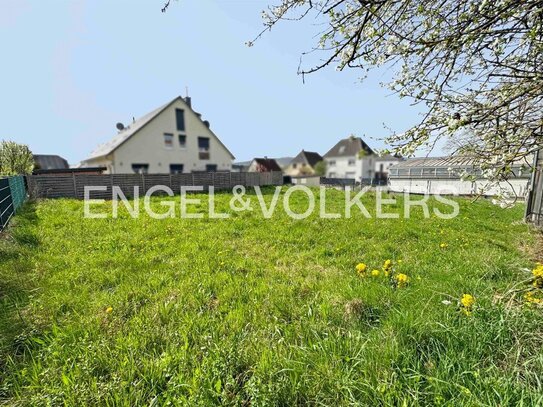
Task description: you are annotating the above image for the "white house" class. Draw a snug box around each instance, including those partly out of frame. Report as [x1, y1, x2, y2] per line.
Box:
[80, 96, 235, 174]
[323, 136, 401, 183]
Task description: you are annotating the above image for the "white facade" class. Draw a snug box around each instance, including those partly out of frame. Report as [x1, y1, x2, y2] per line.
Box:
[325, 156, 400, 181]
[81, 97, 234, 174]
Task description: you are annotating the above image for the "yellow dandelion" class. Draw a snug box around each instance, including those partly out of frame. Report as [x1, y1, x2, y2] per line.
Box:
[106, 307, 113, 314]
[371, 269, 380, 277]
[460, 294, 475, 309]
[395, 273, 409, 288]
[532, 264, 543, 279]
[440, 243, 448, 249]
[356, 263, 367, 276]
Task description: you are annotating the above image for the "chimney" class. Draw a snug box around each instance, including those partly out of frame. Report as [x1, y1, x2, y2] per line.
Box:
[184, 96, 192, 108]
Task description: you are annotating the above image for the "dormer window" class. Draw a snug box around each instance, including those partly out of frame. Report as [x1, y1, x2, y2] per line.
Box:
[339, 146, 346, 154]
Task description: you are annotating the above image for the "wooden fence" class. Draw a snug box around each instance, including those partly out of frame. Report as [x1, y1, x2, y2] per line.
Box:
[526, 149, 543, 227]
[27, 172, 284, 200]
[0, 175, 27, 231]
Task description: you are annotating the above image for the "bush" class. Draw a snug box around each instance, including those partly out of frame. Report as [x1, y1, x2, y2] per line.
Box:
[0, 140, 34, 175]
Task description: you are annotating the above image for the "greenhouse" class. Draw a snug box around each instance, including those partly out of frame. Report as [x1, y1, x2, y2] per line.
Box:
[388, 156, 532, 197]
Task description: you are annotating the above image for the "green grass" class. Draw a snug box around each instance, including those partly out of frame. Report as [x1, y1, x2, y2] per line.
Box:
[1, 188, 542, 406]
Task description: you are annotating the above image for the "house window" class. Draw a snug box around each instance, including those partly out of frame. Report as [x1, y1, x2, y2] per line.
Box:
[179, 134, 187, 148]
[132, 164, 149, 174]
[292, 163, 297, 169]
[170, 164, 184, 174]
[164, 133, 174, 148]
[206, 164, 217, 172]
[198, 137, 210, 160]
[175, 109, 185, 131]
[329, 160, 336, 166]
[348, 159, 356, 166]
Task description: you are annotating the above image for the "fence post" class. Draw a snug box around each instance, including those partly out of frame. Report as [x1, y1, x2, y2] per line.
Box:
[72, 172, 77, 198]
[525, 149, 539, 220]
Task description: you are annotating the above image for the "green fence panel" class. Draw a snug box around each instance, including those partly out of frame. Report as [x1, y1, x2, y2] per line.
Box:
[0, 175, 27, 232]
[8, 175, 26, 212]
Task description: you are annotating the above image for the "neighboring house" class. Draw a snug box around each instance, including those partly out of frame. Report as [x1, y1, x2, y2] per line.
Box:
[388, 156, 532, 196]
[247, 158, 282, 173]
[284, 150, 323, 177]
[80, 96, 235, 174]
[34, 155, 69, 170]
[323, 136, 402, 183]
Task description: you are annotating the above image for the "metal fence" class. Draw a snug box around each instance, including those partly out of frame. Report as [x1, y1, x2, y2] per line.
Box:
[526, 149, 543, 227]
[27, 171, 284, 200]
[0, 175, 27, 232]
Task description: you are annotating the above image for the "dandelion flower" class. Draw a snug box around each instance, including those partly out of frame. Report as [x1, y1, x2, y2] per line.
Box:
[395, 273, 409, 288]
[440, 243, 448, 249]
[460, 294, 475, 308]
[460, 294, 475, 316]
[106, 307, 113, 314]
[533, 266, 543, 279]
[371, 269, 380, 277]
[356, 263, 367, 276]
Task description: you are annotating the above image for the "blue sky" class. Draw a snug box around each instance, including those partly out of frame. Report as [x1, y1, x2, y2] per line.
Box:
[0, 0, 428, 165]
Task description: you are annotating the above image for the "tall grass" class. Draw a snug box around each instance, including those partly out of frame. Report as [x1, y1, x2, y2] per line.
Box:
[0, 188, 542, 406]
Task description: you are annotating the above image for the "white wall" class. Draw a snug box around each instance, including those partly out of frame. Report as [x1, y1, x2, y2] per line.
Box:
[325, 157, 358, 179]
[389, 178, 530, 197]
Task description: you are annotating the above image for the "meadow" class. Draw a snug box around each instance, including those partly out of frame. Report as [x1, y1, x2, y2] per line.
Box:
[1, 188, 542, 406]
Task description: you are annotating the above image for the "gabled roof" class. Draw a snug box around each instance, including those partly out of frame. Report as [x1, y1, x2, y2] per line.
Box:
[34, 155, 69, 170]
[83, 96, 235, 162]
[290, 150, 323, 167]
[251, 158, 282, 172]
[324, 137, 374, 158]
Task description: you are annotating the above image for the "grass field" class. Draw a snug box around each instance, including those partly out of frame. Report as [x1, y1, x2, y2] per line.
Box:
[1, 188, 542, 406]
